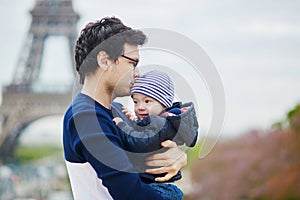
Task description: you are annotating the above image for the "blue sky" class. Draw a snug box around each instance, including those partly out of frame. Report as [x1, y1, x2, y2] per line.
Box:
[0, 0, 300, 141]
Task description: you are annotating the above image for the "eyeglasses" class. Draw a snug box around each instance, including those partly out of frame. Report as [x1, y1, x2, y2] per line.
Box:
[121, 55, 139, 68]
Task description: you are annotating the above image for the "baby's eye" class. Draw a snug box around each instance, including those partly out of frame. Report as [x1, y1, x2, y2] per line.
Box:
[133, 100, 138, 104]
[145, 100, 151, 103]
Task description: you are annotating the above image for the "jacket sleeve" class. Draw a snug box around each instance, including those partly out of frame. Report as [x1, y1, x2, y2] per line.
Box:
[117, 102, 199, 152]
[111, 101, 134, 125]
[168, 102, 199, 147]
[117, 116, 178, 153]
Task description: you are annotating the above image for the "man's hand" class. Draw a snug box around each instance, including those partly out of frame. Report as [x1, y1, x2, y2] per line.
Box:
[145, 140, 187, 182]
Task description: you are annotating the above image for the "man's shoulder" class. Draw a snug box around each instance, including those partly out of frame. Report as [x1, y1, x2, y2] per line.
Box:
[74, 93, 109, 112]
[111, 101, 123, 112]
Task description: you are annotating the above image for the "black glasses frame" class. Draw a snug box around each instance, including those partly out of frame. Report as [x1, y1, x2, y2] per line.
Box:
[121, 55, 139, 67]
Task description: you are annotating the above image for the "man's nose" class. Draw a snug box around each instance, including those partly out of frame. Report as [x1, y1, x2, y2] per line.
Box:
[134, 68, 140, 78]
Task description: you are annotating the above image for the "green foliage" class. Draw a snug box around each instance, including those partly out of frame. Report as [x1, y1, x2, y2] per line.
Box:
[271, 120, 286, 129]
[288, 104, 300, 132]
[186, 140, 202, 168]
[287, 104, 299, 119]
[15, 146, 63, 163]
[272, 104, 300, 132]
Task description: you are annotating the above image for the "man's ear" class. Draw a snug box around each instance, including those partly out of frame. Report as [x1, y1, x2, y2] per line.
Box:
[97, 51, 110, 70]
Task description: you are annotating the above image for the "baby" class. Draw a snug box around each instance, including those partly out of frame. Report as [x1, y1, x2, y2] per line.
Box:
[113, 70, 199, 200]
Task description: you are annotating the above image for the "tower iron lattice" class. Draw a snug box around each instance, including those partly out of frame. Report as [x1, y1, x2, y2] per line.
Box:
[0, 0, 79, 162]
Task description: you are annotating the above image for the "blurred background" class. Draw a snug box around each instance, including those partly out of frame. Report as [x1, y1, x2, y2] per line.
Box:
[0, 0, 299, 199]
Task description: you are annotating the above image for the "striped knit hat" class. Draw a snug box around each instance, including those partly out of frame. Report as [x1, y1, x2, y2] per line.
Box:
[131, 70, 174, 108]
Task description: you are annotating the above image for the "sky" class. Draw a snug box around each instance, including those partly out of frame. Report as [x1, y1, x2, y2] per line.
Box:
[0, 0, 300, 143]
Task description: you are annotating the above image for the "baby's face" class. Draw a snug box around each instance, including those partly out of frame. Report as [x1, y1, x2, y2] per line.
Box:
[132, 93, 165, 120]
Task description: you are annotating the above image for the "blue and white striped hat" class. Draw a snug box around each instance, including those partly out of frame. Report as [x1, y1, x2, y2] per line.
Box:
[131, 70, 174, 108]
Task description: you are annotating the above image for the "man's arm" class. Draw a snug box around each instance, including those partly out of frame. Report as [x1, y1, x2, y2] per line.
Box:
[69, 112, 164, 200]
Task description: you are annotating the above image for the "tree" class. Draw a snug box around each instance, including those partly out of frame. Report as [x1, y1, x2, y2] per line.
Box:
[186, 104, 300, 200]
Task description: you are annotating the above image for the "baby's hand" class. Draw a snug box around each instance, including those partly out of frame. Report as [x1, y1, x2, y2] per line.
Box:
[113, 117, 123, 125]
[122, 107, 135, 121]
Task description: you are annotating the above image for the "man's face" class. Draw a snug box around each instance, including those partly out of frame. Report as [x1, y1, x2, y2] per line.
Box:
[132, 93, 166, 120]
[111, 43, 140, 97]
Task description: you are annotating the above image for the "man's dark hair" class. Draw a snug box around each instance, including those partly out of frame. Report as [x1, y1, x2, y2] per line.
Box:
[74, 17, 147, 84]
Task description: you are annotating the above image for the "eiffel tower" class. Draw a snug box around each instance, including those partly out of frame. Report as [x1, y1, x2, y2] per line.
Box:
[0, 0, 79, 162]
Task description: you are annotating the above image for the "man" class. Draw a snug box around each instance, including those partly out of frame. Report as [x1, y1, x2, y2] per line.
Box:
[63, 17, 187, 199]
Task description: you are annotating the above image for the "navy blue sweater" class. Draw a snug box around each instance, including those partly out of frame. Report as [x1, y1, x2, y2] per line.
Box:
[63, 93, 164, 200]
